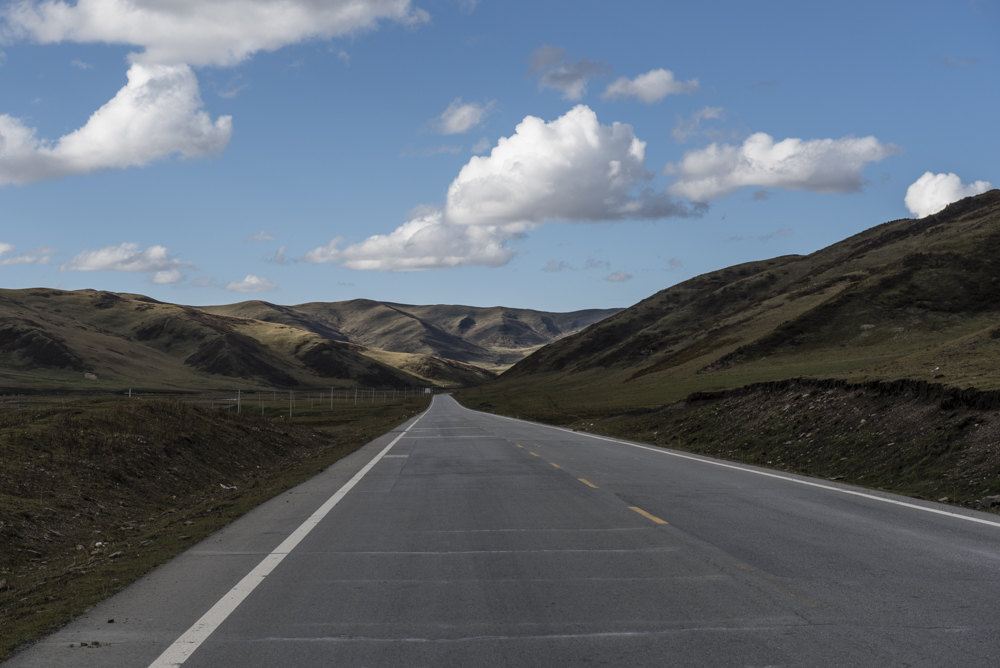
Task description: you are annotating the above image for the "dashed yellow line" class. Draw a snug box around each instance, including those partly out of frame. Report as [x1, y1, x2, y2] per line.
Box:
[515, 443, 524, 449]
[629, 506, 669, 525]
[529, 451, 541, 458]
[550, 462, 561, 469]
[577, 478, 599, 489]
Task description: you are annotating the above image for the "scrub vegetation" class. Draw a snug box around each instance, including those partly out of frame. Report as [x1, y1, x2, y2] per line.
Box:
[0, 393, 428, 659]
[459, 191, 1000, 509]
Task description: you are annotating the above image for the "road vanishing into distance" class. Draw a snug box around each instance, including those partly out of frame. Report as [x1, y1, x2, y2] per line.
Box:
[10, 394, 1000, 666]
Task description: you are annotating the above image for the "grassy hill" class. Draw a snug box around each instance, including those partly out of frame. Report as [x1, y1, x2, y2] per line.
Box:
[0, 289, 417, 390]
[0, 290, 616, 391]
[202, 300, 619, 370]
[462, 190, 1000, 417]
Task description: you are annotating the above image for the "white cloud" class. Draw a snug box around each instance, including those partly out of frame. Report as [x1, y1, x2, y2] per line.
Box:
[668, 132, 897, 201]
[4, 0, 427, 67]
[152, 269, 182, 284]
[226, 274, 277, 293]
[433, 99, 493, 135]
[248, 230, 274, 242]
[530, 46, 605, 101]
[0, 63, 231, 185]
[63, 243, 188, 285]
[603, 68, 698, 104]
[70, 58, 92, 70]
[1, 1, 423, 184]
[308, 105, 698, 271]
[447, 105, 694, 226]
[904, 171, 993, 218]
[605, 271, 632, 282]
[672, 106, 724, 142]
[305, 209, 516, 271]
[0, 243, 52, 266]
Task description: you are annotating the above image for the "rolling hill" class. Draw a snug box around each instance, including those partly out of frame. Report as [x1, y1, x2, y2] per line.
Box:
[0, 289, 419, 390]
[462, 189, 1000, 416]
[201, 300, 619, 369]
[0, 290, 616, 391]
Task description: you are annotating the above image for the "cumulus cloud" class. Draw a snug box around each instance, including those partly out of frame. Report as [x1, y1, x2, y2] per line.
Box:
[605, 271, 632, 282]
[63, 242, 188, 283]
[226, 274, 277, 293]
[0, 63, 231, 184]
[1, 1, 423, 184]
[672, 106, 724, 142]
[446, 105, 695, 226]
[602, 68, 698, 104]
[308, 105, 698, 271]
[305, 209, 517, 271]
[668, 132, 897, 201]
[433, 99, 493, 135]
[0, 243, 51, 265]
[3, 0, 427, 67]
[904, 171, 993, 218]
[530, 46, 605, 101]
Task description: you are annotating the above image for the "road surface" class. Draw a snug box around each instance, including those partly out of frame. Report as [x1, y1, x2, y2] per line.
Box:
[9, 394, 1000, 666]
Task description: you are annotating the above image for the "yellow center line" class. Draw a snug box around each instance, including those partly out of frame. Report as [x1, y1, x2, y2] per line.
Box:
[529, 451, 540, 457]
[515, 444, 524, 449]
[577, 478, 599, 489]
[629, 506, 669, 525]
[550, 462, 561, 469]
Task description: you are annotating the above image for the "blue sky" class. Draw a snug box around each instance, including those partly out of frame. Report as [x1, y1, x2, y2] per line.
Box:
[0, 0, 996, 311]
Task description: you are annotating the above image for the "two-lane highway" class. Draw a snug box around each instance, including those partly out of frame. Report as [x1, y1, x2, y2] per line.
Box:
[11, 394, 1000, 666]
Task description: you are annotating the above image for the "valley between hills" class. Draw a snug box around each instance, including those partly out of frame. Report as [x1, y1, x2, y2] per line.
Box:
[5, 191, 1000, 660]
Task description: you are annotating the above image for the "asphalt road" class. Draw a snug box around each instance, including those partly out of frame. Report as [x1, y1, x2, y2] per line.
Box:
[10, 394, 1000, 666]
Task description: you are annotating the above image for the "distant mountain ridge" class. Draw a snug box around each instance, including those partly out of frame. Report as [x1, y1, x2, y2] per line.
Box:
[202, 299, 619, 369]
[0, 290, 618, 390]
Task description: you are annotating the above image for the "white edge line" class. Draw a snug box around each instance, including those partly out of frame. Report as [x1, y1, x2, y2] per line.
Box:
[148, 408, 429, 667]
[478, 408, 1000, 530]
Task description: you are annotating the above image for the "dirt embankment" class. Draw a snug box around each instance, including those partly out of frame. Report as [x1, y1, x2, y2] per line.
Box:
[493, 378, 1000, 512]
[0, 396, 427, 659]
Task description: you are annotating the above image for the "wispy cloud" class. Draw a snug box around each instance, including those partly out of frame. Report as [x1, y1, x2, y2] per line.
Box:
[530, 46, 606, 101]
[542, 259, 573, 273]
[603, 68, 698, 104]
[0, 243, 52, 266]
[672, 106, 724, 142]
[226, 274, 277, 293]
[433, 99, 494, 134]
